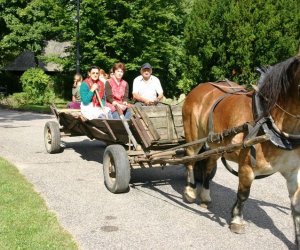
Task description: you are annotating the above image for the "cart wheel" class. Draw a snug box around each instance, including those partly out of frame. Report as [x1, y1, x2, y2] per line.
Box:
[103, 145, 130, 193]
[44, 121, 62, 154]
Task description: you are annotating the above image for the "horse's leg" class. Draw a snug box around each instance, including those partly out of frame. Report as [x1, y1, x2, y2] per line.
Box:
[197, 156, 218, 208]
[184, 145, 204, 203]
[182, 106, 204, 203]
[183, 158, 197, 203]
[230, 163, 254, 234]
[281, 169, 300, 246]
[292, 187, 300, 247]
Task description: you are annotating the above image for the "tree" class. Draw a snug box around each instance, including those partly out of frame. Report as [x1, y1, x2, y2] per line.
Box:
[181, 0, 300, 92]
[0, 0, 30, 68]
[0, 0, 71, 67]
[1, 0, 186, 97]
[68, 0, 185, 96]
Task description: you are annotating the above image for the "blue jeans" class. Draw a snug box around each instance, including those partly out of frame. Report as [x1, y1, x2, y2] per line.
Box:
[111, 109, 131, 119]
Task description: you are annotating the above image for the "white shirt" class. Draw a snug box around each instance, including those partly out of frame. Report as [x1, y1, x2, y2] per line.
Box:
[132, 75, 163, 101]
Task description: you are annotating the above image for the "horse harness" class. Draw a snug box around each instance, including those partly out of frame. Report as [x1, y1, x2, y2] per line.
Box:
[205, 80, 300, 178]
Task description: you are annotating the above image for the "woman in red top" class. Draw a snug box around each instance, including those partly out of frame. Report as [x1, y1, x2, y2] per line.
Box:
[105, 62, 131, 119]
[80, 66, 110, 119]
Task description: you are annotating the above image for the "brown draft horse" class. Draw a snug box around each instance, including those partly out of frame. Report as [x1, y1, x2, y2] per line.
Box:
[182, 56, 300, 243]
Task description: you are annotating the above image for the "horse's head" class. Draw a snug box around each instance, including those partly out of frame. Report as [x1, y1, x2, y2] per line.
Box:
[257, 56, 300, 114]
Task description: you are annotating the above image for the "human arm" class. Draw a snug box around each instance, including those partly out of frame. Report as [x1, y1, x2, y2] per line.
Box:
[132, 77, 153, 105]
[155, 78, 164, 101]
[123, 82, 129, 103]
[132, 93, 153, 105]
[80, 82, 94, 105]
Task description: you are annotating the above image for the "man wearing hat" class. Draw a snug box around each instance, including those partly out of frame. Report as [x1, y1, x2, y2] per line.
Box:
[132, 62, 164, 106]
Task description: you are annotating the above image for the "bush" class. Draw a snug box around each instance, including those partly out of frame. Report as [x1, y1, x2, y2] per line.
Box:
[20, 68, 55, 105]
[0, 92, 29, 108]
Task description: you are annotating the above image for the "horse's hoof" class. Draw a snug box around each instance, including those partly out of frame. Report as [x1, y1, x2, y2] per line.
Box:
[183, 186, 196, 203]
[230, 223, 246, 234]
[183, 192, 196, 203]
[200, 202, 211, 209]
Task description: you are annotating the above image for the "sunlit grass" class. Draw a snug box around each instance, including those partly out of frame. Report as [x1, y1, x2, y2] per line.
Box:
[0, 157, 78, 250]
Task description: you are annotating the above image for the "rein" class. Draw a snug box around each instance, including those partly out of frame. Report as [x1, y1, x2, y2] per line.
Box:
[274, 103, 300, 120]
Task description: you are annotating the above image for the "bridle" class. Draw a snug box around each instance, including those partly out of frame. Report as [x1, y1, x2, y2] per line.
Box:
[274, 102, 300, 120]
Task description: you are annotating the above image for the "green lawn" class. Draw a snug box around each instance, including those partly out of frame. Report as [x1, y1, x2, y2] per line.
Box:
[0, 157, 78, 250]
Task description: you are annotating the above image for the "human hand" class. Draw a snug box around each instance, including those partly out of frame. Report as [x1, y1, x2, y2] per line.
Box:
[153, 98, 159, 105]
[90, 83, 98, 92]
[145, 99, 153, 105]
[119, 103, 127, 111]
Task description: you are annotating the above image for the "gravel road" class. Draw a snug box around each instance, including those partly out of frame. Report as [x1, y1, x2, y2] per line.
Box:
[0, 108, 296, 249]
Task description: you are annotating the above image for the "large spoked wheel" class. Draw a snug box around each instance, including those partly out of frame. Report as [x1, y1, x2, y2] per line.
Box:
[44, 121, 62, 154]
[103, 145, 130, 193]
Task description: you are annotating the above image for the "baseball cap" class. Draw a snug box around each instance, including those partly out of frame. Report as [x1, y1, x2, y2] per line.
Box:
[141, 63, 152, 70]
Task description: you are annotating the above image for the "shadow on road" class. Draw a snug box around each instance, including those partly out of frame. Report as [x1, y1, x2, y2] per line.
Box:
[61, 138, 295, 249]
[63, 139, 106, 163]
[131, 165, 295, 249]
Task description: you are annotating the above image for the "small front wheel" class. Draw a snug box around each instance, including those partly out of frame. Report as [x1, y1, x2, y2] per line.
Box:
[103, 145, 130, 193]
[44, 121, 62, 154]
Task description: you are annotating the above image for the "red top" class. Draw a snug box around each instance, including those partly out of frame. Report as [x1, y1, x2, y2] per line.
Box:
[83, 77, 105, 107]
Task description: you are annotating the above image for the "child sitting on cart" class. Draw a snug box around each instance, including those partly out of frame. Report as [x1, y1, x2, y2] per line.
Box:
[80, 66, 111, 119]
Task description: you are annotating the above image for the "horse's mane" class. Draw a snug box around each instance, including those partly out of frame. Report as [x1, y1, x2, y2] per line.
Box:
[257, 56, 299, 113]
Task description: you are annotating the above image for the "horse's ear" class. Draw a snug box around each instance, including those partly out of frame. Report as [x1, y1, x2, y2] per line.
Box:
[256, 66, 269, 88]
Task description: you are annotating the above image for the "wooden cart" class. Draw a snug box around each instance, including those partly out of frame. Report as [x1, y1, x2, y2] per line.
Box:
[44, 104, 187, 193]
[44, 104, 269, 193]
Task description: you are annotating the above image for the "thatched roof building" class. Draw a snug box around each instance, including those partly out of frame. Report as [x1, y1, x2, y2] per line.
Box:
[5, 40, 71, 72]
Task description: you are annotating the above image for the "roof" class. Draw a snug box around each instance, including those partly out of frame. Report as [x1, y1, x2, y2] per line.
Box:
[5, 40, 71, 72]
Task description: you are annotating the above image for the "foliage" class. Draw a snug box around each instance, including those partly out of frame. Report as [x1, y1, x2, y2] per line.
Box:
[1, 0, 299, 97]
[0, 0, 71, 68]
[181, 0, 300, 91]
[63, 0, 185, 96]
[20, 68, 55, 104]
[0, 92, 29, 108]
[0, 157, 78, 249]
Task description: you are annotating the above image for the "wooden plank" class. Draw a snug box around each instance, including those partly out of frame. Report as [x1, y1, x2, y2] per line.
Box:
[173, 115, 183, 126]
[166, 106, 173, 140]
[175, 127, 184, 139]
[58, 108, 81, 115]
[87, 119, 128, 137]
[131, 117, 151, 148]
[147, 118, 168, 129]
[84, 119, 130, 143]
[135, 107, 160, 140]
[154, 128, 169, 140]
[103, 120, 117, 141]
[170, 105, 182, 116]
[141, 106, 168, 117]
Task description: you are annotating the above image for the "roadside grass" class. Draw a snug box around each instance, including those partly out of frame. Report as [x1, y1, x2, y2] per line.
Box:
[0, 94, 68, 114]
[0, 157, 78, 250]
[0, 102, 68, 114]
